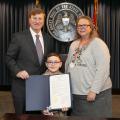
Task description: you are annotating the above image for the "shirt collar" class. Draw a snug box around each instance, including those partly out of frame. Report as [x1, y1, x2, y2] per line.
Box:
[29, 27, 42, 37]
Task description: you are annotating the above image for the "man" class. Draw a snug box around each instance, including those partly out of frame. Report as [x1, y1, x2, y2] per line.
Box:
[6, 8, 55, 114]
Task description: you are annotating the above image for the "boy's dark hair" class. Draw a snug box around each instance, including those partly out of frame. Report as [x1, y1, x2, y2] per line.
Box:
[46, 52, 62, 62]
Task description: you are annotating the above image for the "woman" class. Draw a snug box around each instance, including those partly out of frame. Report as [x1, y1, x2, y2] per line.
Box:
[65, 16, 112, 117]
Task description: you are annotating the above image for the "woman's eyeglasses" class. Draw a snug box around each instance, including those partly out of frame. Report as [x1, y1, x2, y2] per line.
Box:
[77, 24, 90, 29]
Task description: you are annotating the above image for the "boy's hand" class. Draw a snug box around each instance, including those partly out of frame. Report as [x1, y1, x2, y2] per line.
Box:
[43, 109, 53, 116]
[61, 107, 68, 112]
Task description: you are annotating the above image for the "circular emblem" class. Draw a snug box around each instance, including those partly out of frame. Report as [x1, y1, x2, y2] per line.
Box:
[47, 2, 84, 42]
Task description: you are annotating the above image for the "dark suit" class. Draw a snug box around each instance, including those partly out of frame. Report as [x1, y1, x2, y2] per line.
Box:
[6, 29, 55, 114]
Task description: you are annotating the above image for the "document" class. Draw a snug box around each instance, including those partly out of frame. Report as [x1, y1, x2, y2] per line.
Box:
[49, 74, 71, 110]
[26, 74, 71, 111]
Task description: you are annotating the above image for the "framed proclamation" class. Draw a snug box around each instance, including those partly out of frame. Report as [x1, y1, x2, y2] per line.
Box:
[26, 74, 71, 111]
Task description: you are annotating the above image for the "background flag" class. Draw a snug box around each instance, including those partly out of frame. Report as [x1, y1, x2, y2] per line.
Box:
[93, 0, 98, 28]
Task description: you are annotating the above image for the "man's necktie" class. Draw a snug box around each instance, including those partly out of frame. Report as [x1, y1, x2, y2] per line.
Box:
[35, 35, 43, 64]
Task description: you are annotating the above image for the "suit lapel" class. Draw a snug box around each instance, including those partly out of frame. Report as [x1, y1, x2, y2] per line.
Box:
[42, 32, 47, 56]
[24, 30, 40, 64]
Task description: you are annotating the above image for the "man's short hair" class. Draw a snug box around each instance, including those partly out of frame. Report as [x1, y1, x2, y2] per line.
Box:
[28, 8, 45, 18]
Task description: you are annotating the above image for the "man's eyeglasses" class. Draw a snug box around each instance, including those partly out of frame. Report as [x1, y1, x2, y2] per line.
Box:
[46, 61, 61, 65]
[77, 24, 90, 29]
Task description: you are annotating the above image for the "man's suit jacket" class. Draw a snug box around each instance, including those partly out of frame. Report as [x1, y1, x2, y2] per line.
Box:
[6, 30, 54, 99]
[6, 29, 55, 108]
[6, 29, 55, 77]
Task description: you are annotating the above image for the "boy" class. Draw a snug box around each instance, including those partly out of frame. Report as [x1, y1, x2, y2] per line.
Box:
[43, 52, 68, 116]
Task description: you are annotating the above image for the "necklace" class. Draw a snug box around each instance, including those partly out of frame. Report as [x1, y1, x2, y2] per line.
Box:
[70, 40, 88, 68]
